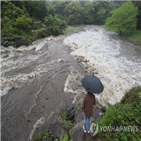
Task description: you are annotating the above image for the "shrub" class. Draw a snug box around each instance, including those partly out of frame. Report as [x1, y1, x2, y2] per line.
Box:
[44, 15, 67, 36]
[36, 29, 48, 39]
[15, 15, 32, 31]
[1, 16, 15, 36]
[95, 86, 141, 141]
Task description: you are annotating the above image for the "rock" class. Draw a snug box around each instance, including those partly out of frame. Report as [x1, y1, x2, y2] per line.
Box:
[72, 127, 84, 141]
[65, 103, 75, 121]
[16, 38, 28, 47]
[1, 37, 28, 48]
[48, 119, 67, 140]
[1, 39, 5, 45]
[102, 106, 106, 112]
[71, 121, 85, 141]
[3, 40, 15, 47]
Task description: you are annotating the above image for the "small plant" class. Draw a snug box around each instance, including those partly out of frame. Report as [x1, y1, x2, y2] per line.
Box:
[32, 125, 54, 141]
[58, 112, 74, 131]
[60, 134, 73, 141]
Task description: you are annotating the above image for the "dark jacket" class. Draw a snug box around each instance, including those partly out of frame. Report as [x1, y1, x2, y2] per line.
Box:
[82, 92, 95, 117]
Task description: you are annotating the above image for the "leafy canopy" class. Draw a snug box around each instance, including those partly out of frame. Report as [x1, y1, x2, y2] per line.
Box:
[105, 1, 138, 35]
[65, 1, 83, 24]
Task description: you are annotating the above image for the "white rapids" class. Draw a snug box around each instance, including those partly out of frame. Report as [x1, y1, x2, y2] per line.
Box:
[63, 25, 141, 105]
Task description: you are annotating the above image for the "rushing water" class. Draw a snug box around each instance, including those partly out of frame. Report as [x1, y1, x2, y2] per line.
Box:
[1, 25, 141, 140]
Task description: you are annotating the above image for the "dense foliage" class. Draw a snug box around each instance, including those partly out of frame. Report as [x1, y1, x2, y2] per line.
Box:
[95, 86, 141, 141]
[105, 2, 138, 35]
[1, 0, 141, 47]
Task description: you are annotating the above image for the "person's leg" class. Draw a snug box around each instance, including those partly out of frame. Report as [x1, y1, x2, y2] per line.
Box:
[88, 116, 91, 132]
[84, 114, 87, 132]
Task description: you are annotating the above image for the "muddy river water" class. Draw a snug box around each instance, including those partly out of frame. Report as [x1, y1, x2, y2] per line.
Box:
[1, 25, 141, 141]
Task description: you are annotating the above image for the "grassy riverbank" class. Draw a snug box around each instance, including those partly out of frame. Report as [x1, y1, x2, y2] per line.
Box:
[127, 30, 141, 45]
[94, 86, 141, 141]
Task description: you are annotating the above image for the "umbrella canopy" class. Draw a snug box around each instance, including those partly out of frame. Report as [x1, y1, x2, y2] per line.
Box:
[82, 75, 104, 94]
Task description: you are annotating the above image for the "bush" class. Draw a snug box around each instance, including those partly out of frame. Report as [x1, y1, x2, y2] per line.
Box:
[94, 87, 141, 141]
[44, 15, 67, 36]
[36, 28, 48, 39]
[95, 86, 141, 141]
[15, 15, 32, 31]
[1, 16, 15, 36]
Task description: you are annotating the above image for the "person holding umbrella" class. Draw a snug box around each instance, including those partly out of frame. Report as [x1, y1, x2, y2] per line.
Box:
[82, 91, 95, 133]
[82, 73, 104, 133]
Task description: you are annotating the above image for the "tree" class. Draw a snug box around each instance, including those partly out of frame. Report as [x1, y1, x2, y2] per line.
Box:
[92, 1, 121, 25]
[65, 1, 83, 25]
[105, 1, 138, 35]
[132, 1, 141, 30]
[83, 2, 95, 24]
[44, 15, 67, 36]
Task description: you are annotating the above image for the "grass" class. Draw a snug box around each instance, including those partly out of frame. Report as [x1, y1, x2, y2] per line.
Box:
[128, 30, 141, 45]
[62, 26, 84, 34]
[102, 25, 141, 46]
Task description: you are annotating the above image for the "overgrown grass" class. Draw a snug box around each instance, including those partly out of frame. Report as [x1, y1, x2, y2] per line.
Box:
[128, 30, 141, 45]
[95, 86, 141, 141]
[62, 26, 84, 34]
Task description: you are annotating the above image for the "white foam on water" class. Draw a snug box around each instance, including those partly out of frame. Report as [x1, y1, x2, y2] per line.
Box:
[63, 66, 86, 104]
[1, 58, 64, 96]
[63, 26, 141, 105]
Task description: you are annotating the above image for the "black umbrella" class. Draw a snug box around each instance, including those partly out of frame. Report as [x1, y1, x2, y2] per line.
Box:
[82, 75, 104, 94]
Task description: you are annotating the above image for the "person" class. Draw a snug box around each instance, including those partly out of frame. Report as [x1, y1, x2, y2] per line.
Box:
[82, 91, 96, 133]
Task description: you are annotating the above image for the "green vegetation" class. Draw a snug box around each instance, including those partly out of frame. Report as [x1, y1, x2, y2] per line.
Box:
[65, 1, 83, 25]
[58, 111, 74, 131]
[62, 26, 84, 34]
[105, 1, 138, 35]
[60, 134, 73, 141]
[1, 1, 141, 47]
[128, 30, 141, 45]
[1, 1, 121, 46]
[33, 110, 74, 141]
[95, 86, 141, 141]
[32, 125, 54, 141]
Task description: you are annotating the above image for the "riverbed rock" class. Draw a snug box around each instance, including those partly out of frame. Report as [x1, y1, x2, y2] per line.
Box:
[3, 40, 15, 47]
[48, 119, 67, 140]
[65, 103, 75, 121]
[1, 37, 28, 48]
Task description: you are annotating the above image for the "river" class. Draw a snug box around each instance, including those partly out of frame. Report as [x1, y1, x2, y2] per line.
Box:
[1, 25, 141, 141]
